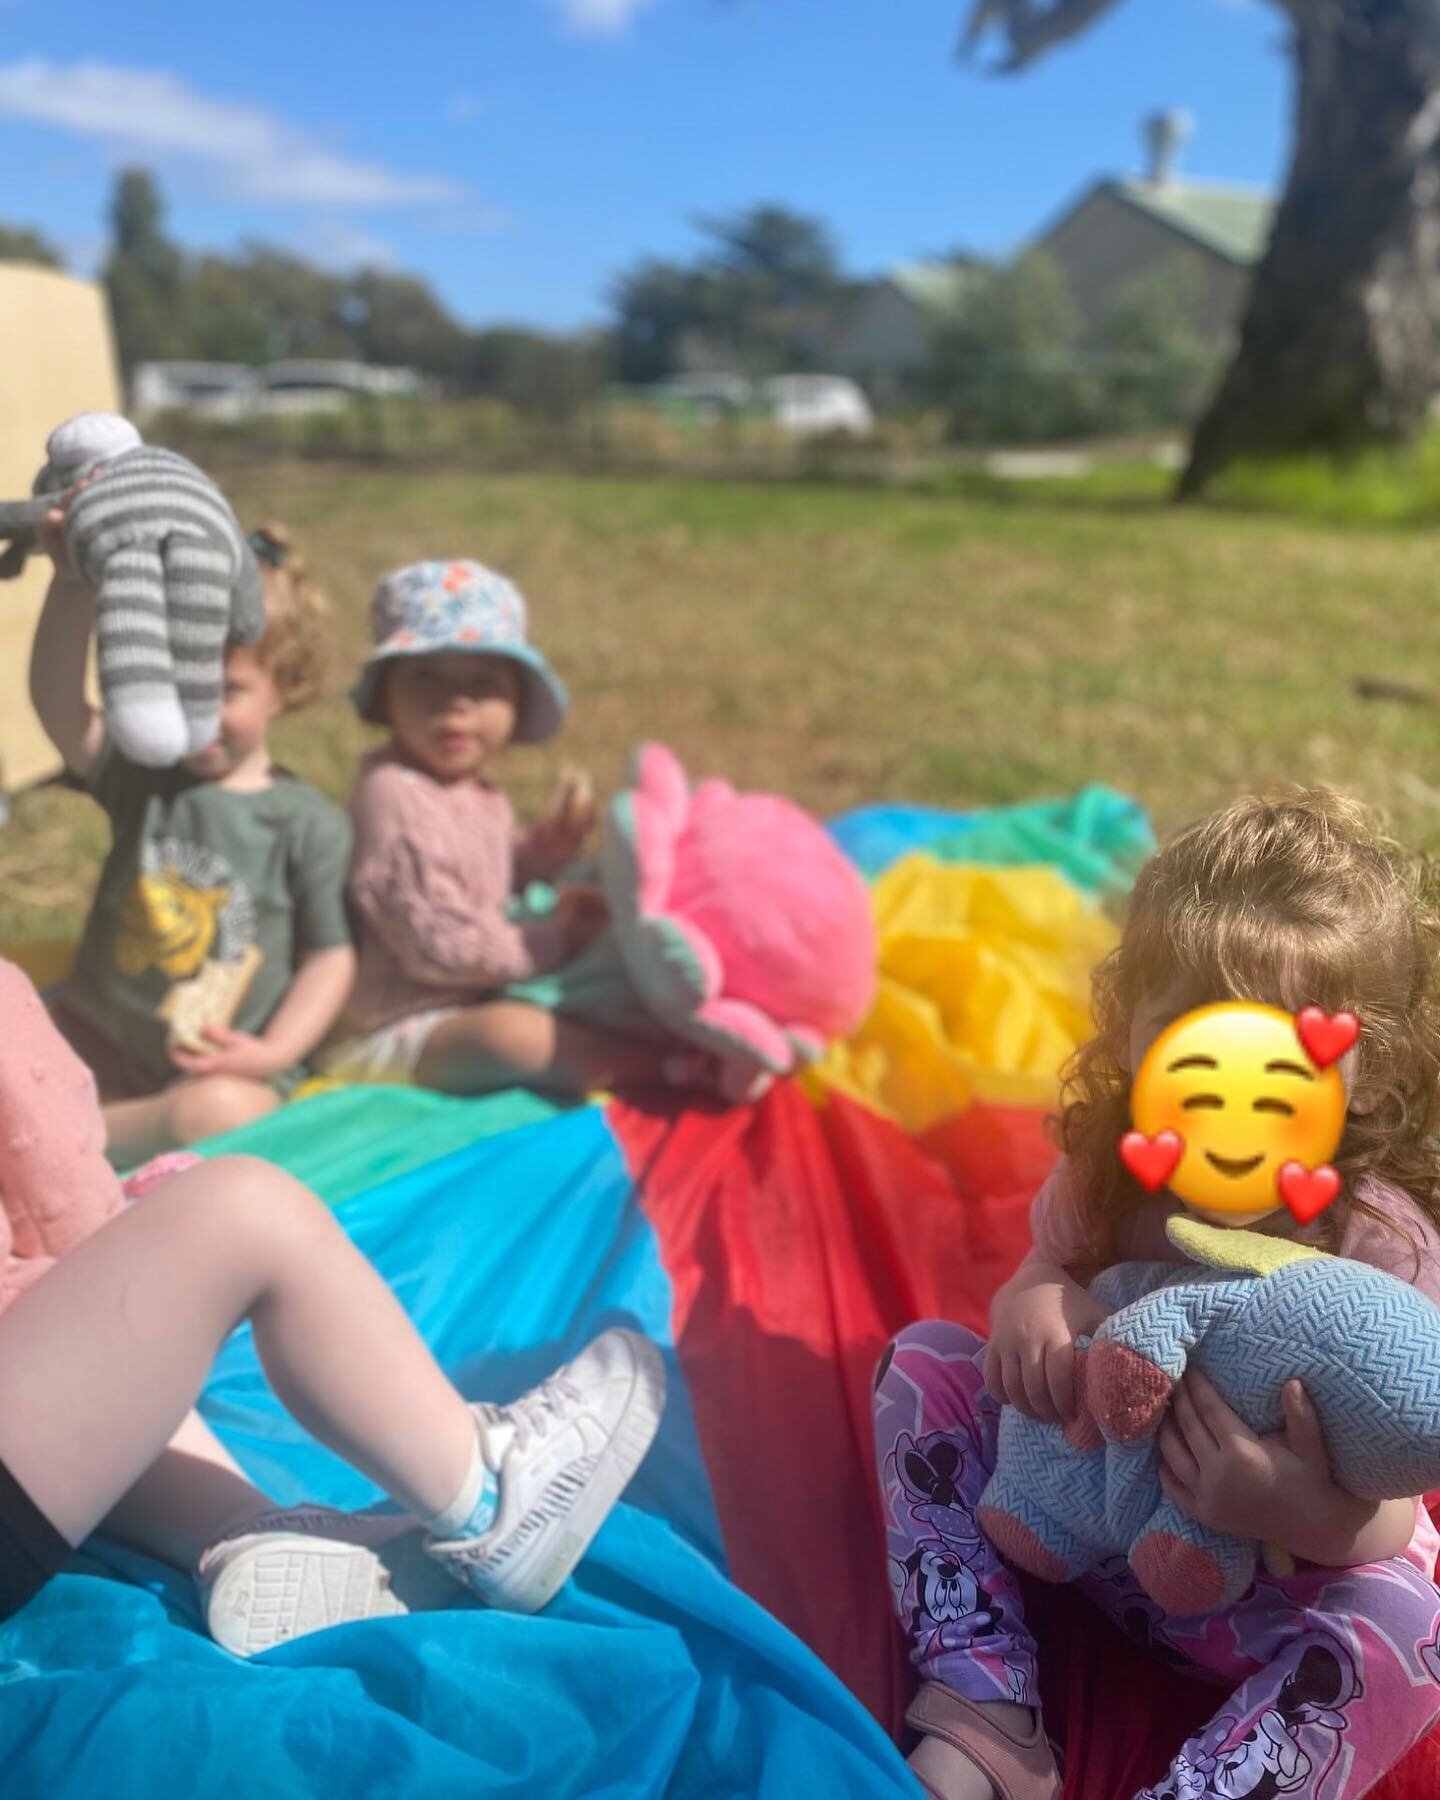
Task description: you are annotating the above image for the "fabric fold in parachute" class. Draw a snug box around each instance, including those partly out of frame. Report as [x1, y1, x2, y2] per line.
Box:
[809, 855, 1116, 1135]
[828, 785, 1154, 895]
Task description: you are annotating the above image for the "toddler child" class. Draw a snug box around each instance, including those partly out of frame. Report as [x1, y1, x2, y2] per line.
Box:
[324, 559, 664, 1096]
[31, 517, 355, 1164]
[873, 790, 1440, 1800]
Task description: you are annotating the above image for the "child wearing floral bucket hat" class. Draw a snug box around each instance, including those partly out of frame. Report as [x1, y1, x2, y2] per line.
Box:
[323, 560, 669, 1094]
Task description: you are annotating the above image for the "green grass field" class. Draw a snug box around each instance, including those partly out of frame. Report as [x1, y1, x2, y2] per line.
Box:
[4, 460, 1440, 942]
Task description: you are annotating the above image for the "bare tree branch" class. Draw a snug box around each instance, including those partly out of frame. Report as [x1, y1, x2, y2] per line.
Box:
[960, 0, 1127, 70]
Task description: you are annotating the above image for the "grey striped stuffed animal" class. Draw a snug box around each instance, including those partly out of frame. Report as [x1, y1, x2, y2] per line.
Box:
[10, 414, 265, 767]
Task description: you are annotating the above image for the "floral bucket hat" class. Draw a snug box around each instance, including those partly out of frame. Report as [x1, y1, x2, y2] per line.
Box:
[352, 559, 568, 743]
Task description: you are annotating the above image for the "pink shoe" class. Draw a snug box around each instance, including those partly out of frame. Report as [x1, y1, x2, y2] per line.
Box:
[906, 1682, 1062, 1800]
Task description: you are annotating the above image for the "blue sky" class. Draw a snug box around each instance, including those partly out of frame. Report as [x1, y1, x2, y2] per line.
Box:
[0, 0, 1288, 332]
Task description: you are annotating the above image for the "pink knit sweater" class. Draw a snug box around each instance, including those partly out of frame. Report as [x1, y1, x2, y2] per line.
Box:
[341, 749, 570, 1035]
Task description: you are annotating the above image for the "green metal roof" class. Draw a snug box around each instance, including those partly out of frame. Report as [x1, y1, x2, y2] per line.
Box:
[1109, 178, 1274, 266]
[888, 261, 980, 312]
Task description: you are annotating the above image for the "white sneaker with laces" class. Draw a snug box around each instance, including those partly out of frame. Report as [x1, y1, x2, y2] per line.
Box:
[426, 1327, 666, 1614]
[198, 1506, 452, 1657]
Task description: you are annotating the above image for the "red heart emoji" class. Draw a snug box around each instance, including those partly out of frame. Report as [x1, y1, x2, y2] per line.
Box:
[1119, 1130, 1184, 1193]
[1277, 1160, 1342, 1225]
[1294, 1007, 1360, 1070]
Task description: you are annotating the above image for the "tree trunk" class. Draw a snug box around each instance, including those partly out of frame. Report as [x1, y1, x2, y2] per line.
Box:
[1179, 0, 1440, 497]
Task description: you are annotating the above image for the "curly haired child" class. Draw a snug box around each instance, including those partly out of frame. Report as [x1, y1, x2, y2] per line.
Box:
[873, 790, 1440, 1800]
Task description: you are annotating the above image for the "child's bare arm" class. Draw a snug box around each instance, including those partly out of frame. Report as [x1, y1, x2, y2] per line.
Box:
[170, 945, 356, 1081]
[29, 513, 105, 777]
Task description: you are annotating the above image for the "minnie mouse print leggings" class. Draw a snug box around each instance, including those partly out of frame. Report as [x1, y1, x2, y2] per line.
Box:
[874, 1320, 1440, 1800]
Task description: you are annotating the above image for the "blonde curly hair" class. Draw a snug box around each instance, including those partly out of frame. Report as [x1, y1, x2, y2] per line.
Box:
[247, 522, 331, 713]
[1059, 788, 1440, 1274]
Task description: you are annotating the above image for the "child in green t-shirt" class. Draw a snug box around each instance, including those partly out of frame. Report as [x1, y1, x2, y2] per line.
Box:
[30, 519, 355, 1165]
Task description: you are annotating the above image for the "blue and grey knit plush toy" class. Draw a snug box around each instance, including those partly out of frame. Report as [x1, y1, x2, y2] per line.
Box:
[33, 414, 265, 767]
[976, 1214, 1440, 1617]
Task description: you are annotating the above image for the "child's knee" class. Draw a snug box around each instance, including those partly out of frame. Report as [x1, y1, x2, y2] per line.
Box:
[875, 1319, 987, 1392]
[199, 1154, 334, 1252]
[168, 1077, 278, 1147]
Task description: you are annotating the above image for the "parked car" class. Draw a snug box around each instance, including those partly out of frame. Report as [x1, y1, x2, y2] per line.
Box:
[646, 371, 875, 438]
[761, 374, 875, 439]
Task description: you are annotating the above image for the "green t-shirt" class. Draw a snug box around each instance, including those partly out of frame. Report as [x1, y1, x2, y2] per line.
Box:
[61, 750, 353, 1093]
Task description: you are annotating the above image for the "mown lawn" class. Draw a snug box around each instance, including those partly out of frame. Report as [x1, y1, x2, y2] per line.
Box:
[4, 460, 1440, 941]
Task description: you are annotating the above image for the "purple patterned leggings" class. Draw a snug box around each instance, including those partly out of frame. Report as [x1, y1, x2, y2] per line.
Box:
[874, 1321, 1440, 1800]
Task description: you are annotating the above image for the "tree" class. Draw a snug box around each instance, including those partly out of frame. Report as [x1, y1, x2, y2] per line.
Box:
[964, 0, 1440, 493]
[222, 245, 351, 362]
[103, 168, 188, 372]
[343, 268, 470, 378]
[468, 327, 610, 420]
[612, 204, 851, 381]
[1084, 257, 1222, 433]
[185, 255, 272, 363]
[612, 258, 710, 383]
[924, 249, 1099, 441]
[0, 225, 62, 269]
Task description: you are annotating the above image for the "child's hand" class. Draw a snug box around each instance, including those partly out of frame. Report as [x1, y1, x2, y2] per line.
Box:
[1156, 1370, 1401, 1565]
[553, 882, 609, 957]
[37, 505, 72, 575]
[530, 768, 598, 875]
[170, 1025, 288, 1082]
[984, 1260, 1110, 1422]
[37, 477, 96, 580]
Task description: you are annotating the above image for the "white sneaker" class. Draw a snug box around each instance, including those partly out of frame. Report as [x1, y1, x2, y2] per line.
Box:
[426, 1327, 666, 1614]
[198, 1506, 454, 1657]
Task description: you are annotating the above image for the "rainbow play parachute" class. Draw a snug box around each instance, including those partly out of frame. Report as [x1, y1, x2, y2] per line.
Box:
[3, 786, 1439, 1800]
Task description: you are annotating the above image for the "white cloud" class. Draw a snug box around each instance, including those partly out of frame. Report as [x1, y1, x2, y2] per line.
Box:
[549, 0, 661, 37]
[0, 58, 464, 208]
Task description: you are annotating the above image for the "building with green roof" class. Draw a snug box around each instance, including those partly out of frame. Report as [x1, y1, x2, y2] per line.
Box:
[833, 120, 1275, 397]
[830, 258, 985, 400]
[1035, 174, 1274, 348]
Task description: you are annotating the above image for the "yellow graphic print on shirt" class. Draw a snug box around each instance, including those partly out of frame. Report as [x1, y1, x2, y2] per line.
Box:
[116, 866, 232, 979]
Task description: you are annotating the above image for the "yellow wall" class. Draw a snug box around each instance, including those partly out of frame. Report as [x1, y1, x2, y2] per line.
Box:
[0, 265, 122, 791]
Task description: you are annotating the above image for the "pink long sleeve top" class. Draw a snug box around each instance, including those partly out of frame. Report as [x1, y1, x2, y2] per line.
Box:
[341, 750, 570, 1035]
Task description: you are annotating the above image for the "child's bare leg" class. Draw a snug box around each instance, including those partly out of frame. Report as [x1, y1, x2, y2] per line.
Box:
[416, 1001, 665, 1097]
[101, 1410, 274, 1570]
[103, 1076, 280, 1165]
[0, 1155, 474, 1549]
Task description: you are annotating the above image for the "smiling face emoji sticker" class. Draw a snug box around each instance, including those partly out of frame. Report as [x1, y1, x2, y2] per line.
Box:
[1128, 1002, 1348, 1222]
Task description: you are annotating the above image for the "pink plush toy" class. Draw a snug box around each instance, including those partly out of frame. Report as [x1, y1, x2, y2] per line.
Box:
[600, 743, 876, 1099]
[0, 960, 124, 1310]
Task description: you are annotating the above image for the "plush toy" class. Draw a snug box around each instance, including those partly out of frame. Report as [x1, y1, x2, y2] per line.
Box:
[0, 960, 124, 1311]
[0, 413, 265, 767]
[508, 744, 876, 1097]
[596, 743, 878, 1100]
[977, 1213, 1440, 1616]
[0, 414, 143, 576]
